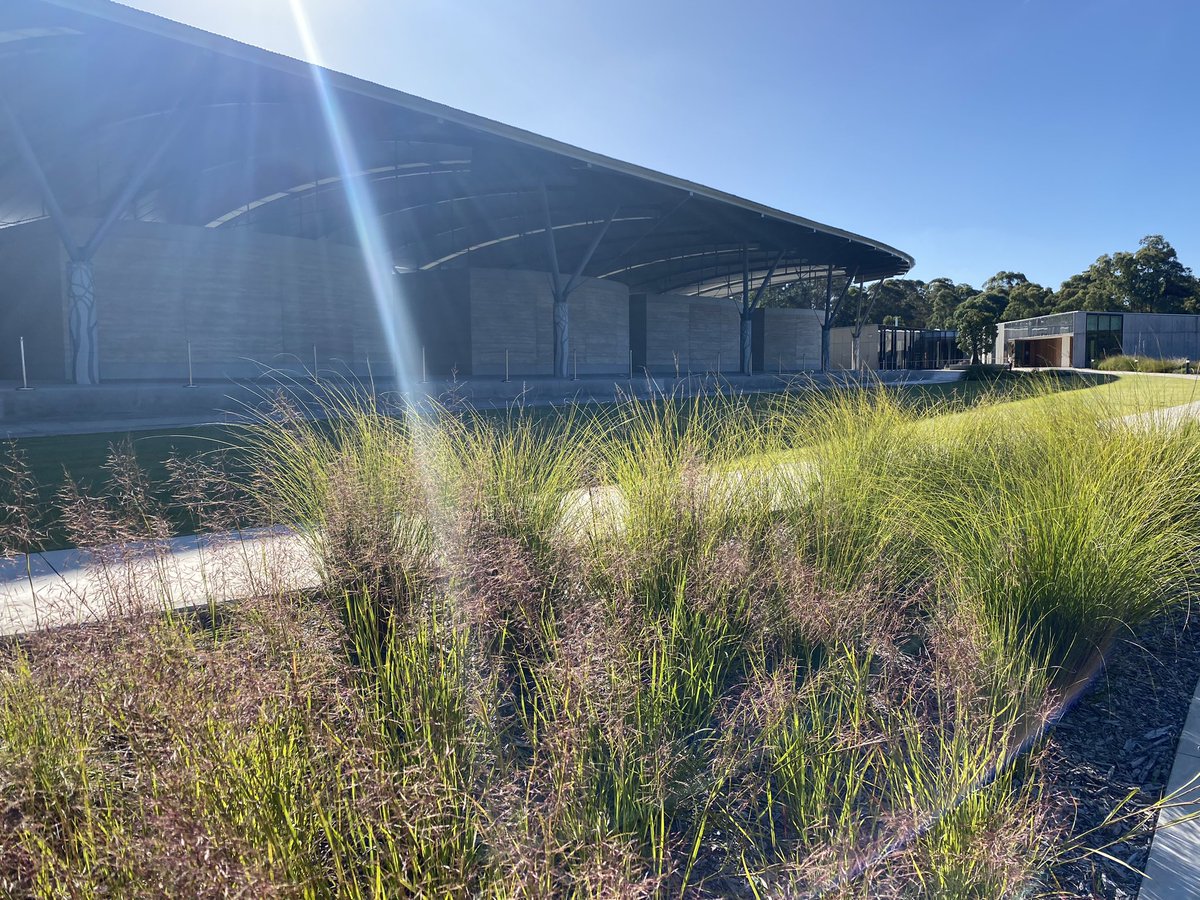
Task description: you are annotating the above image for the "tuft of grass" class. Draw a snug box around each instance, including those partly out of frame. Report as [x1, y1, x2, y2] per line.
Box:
[1095, 354, 1191, 374]
[1, 381, 1197, 896]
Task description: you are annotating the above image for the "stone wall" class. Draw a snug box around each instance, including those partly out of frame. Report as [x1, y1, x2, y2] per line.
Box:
[829, 325, 879, 370]
[630, 293, 740, 374]
[85, 219, 376, 381]
[755, 307, 823, 372]
[400, 267, 630, 377]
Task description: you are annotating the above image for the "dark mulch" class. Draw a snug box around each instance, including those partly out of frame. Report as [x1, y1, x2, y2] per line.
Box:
[1041, 607, 1200, 898]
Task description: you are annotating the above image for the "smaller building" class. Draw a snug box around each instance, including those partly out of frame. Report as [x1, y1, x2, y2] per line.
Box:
[997, 312, 1200, 369]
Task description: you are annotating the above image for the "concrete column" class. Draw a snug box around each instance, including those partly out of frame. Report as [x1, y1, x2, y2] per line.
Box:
[740, 312, 753, 375]
[553, 298, 569, 378]
[66, 260, 99, 384]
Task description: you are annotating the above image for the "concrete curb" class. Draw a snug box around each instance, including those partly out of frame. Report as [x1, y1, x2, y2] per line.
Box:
[1138, 675, 1200, 898]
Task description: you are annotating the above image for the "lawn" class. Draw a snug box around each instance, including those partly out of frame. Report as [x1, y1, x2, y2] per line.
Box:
[1, 373, 1197, 896]
[9, 371, 1196, 509]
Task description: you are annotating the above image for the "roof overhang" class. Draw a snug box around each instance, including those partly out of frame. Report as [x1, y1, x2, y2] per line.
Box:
[0, 0, 914, 295]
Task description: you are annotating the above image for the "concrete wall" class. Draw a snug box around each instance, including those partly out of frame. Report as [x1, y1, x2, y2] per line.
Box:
[755, 307, 823, 372]
[829, 325, 879, 370]
[1122, 314, 1200, 361]
[401, 267, 629, 377]
[85, 219, 378, 381]
[0, 219, 67, 382]
[467, 269, 629, 377]
[398, 270, 472, 377]
[630, 292, 740, 374]
[0, 215, 642, 385]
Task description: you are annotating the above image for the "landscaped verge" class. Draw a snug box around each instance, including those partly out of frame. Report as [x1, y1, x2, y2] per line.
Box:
[0, 380, 1198, 897]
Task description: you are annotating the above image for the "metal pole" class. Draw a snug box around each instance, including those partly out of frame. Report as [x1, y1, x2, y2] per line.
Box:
[421, 346, 427, 383]
[628, 349, 633, 379]
[185, 340, 197, 388]
[313, 344, 319, 383]
[504, 348, 510, 383]
[717, 351, 721, 375]
[17, 337, 31, 391]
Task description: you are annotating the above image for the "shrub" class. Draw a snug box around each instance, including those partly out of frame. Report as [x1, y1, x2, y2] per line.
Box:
[1095, 354, 1190, 373]
[0, 383, 1196, 895]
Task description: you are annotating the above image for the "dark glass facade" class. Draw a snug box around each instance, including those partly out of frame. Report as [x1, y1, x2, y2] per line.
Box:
[877, 328, 966, 369]
[1084, 313, 1124, 366]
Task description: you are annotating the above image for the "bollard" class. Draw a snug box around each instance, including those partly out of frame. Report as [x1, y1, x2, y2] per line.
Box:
[184, 341, 198, 388]
[17, 337, 32, 391]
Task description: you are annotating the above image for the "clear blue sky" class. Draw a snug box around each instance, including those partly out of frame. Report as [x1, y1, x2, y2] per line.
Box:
[122, 0, 1200, 290]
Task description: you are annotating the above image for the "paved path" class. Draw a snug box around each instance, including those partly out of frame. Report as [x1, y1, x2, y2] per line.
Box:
[0, 527, 317, 636]
[1139, 684, 1200, 898]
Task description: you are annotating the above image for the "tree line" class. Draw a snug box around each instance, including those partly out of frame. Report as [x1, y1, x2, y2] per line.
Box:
[762, 234, 1200, 364]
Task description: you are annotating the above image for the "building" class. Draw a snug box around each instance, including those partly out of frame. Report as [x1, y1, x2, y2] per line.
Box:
[0, 0, 911, 390]
[997, 312, 1200, 369]
[829, 325, 966, 371]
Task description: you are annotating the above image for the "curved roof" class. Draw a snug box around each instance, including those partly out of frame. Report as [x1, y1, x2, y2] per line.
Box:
[0, 0, 913, 296]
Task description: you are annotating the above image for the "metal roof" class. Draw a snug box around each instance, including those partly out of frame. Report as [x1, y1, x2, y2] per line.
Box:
[0, 0, 913, 296]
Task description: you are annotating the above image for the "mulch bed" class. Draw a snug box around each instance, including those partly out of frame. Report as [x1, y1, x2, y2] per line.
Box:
[1041, 607, 1200, 898]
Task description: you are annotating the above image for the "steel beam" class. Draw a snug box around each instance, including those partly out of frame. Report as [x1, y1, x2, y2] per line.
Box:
[740, 248, 785, 375]
[540, 183, 570, 377]
[83, 108, 191, 258]
[0, 93, 81, 259]
[819, 264, 860, 371]
[563, 205, 619, 296]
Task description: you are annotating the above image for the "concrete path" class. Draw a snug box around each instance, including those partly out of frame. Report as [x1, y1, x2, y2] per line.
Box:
[1121, 400, 1200, 431]
[1139, 684, 1200, 898]
[0, 527, 317, 636]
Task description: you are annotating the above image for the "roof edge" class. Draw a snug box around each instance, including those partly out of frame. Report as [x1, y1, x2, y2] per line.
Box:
[39, 0, 913, 272]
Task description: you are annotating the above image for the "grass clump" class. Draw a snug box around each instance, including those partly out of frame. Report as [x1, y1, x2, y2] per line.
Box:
[0, 381, 1197, 896]
[1095, 354, 1192, 374]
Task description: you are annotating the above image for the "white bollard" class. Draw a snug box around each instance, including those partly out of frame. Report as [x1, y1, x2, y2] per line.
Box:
[184, 340, 198, 388]
[17, 336, 32, 391]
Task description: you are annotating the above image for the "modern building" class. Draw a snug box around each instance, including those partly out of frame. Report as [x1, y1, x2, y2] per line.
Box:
[0, 0, 912, 393]
[997, 312, 1200, 369]
[829, 325, 966, 371]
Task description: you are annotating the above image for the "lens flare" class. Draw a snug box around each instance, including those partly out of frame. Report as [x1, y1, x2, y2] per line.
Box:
[286, 0, 417, 393]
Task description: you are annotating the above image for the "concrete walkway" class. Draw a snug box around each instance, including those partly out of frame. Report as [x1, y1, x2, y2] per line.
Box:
[1139, 685, 1200, 898]
[0, 527, 317, 636]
